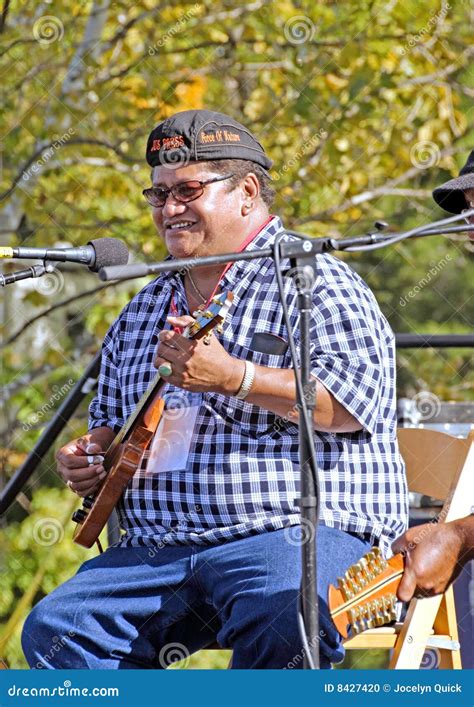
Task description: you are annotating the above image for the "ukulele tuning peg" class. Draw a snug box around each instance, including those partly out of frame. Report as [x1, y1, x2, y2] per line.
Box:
[72, 508, 87, 524]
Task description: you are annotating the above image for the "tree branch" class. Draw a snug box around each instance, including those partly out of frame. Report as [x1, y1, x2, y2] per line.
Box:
[0, 138, 141, 202]
[61, 0, 110, 94]
[0, 0, 10, 34]
[295, 145, 464, 224]
[0, 217, 132, 236]
[2, 282, 119, 348]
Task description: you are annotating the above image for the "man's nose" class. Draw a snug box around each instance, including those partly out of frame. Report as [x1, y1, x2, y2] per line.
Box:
[161, 194, 187, 217]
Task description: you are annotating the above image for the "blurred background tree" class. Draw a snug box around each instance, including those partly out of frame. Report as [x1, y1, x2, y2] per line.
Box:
[0, 0, 472, 668]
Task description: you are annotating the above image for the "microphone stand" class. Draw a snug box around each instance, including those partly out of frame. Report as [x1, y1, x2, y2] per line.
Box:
[97, 212, 473, 669]
[0, 262, 56, 287]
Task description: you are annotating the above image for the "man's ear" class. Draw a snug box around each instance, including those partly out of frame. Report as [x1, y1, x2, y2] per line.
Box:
[241, 172, 260, 201]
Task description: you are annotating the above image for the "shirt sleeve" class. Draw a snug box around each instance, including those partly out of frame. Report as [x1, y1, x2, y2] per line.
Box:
[308, 270, 392, 435]
[88, 315, 125, 434]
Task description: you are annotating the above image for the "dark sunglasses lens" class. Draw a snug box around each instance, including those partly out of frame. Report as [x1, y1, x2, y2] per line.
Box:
[174, 182, 203, 202]
[144, 189, 166, 206]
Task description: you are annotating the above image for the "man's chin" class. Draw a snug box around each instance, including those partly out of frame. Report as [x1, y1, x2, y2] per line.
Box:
[165, 235, 201, 260]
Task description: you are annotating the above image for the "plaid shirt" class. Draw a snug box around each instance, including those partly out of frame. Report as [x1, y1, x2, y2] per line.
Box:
[89, 216, 408, 556]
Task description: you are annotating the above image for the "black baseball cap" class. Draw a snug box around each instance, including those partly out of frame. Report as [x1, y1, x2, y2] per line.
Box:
[146, 109, 273, 171]
[432, 149, 474, 214]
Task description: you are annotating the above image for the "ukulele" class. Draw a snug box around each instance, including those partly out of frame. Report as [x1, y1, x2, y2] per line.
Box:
[328, 546, 405, 637]
[72, 291, 234, 549]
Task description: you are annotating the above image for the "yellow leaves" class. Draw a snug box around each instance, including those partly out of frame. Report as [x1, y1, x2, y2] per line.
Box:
[325, 73, 348, 91]
[245, 88, 270, 122]
[0, 449, 27, 471]
[134, 98, 156, 109]
[381, 51, 399, 73]
[175, 76, 208, 110]
[334, 138, 350, 152]
[348, 206, 363, 220]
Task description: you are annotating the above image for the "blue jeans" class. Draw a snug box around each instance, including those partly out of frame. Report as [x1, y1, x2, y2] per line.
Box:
[22, 525, 370, 669]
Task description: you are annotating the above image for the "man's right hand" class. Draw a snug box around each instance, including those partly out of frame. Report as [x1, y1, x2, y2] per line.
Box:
[56, 429, 114, 498]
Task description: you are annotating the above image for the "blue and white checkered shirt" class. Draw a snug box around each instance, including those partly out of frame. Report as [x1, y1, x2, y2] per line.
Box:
[89, 216, 408, 556]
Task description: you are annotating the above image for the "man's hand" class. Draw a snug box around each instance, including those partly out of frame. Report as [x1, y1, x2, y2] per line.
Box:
[154, 315, 245, 395]
[56, 428, 114, 498]
[392, 521, 466, 601]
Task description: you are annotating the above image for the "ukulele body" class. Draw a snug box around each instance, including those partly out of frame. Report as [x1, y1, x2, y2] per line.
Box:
[73, 409, 163, 548]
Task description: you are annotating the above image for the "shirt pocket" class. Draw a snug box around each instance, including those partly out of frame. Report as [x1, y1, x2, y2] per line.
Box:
[246, 349, 292, 370]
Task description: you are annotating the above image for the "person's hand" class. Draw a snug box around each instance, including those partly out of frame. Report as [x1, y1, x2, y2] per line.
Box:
[392, 521, 465, 601]
[154, 315, 245, 395]
[56, 435, 108, 498]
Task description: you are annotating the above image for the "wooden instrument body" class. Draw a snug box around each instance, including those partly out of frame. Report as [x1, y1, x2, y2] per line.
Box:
[73, 413, 162, 548]
[72, 292, 233, 549]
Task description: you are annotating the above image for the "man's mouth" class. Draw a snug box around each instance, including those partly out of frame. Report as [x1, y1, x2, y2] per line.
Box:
[165, 221, 196, 233]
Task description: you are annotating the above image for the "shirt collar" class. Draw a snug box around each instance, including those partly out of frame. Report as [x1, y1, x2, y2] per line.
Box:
[220, 215, 284, 288]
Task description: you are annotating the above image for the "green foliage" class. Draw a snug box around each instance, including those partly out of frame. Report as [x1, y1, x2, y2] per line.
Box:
[0, 488, 98, 668]
[0, 0, 472, 669]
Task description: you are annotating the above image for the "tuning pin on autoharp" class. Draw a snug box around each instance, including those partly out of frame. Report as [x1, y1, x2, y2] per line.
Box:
[349, 607, 362, 635]
[364, 604, 375, 630]
[369, 599, 382, 627]
[345, 572, 362, 595]
[358, 556, 374, 582]
[347, 563, 365, 591]
[337, 577, 353, 601]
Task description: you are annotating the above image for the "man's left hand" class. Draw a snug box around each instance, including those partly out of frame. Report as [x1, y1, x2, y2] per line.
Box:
[154, 315, 245, 395]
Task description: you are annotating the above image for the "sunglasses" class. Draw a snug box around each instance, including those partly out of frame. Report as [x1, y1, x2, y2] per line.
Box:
[143, 173, 234, 208]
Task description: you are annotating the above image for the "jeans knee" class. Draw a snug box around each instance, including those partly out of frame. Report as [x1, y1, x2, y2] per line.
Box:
[22, 598, 72, 668]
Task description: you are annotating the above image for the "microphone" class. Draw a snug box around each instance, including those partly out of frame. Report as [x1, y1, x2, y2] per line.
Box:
[0, 237, 129, 272]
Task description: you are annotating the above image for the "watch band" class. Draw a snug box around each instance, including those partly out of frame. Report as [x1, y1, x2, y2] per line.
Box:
[236, 360, 255, 400]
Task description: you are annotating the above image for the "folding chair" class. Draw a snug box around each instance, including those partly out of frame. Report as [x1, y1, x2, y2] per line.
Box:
[343, 427, 473, 668]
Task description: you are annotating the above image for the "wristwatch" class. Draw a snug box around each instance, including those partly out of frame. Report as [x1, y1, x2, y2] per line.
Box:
[236, 360, 255, 400]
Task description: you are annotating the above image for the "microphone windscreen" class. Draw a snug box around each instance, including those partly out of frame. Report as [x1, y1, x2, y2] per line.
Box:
[88, 238, 129, 272]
